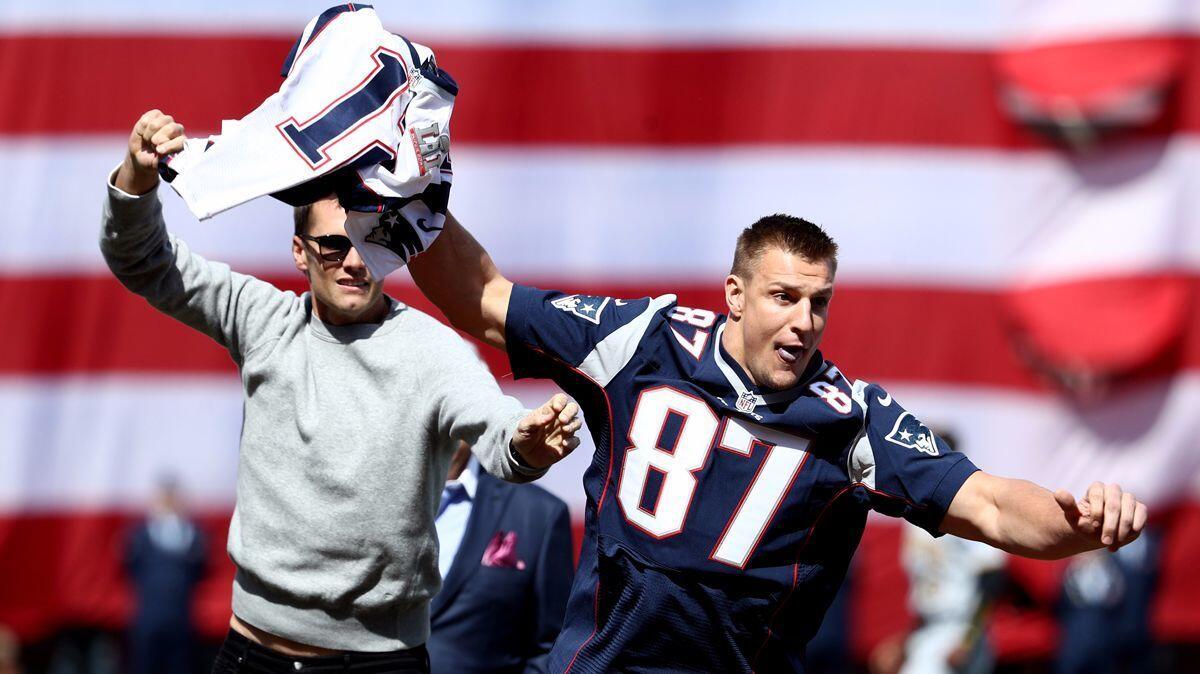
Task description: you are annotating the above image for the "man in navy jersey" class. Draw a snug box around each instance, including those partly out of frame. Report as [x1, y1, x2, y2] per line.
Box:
[408, 214, 1148, 673]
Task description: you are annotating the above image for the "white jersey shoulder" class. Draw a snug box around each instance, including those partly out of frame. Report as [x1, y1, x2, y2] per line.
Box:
[577, 294, 677, 387]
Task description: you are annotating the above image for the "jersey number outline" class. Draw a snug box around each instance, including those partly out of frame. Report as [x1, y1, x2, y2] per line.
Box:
[668, 306, 716, 360]
[616, 385, 811, 569]
[276, 47, 410, 169]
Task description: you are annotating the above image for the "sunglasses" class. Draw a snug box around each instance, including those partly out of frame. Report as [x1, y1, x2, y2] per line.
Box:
[299, 233, 354, 263]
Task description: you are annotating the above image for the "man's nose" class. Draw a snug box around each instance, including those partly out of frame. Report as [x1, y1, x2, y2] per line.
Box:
[790, 301, 814, 335]
[342, 244, 368, 275]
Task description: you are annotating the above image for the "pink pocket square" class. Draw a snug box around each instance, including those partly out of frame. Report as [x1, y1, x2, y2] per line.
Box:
[481, 531, 526, 570]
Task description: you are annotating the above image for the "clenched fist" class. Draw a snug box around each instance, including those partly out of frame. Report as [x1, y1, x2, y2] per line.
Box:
[115, 109, 188, 195]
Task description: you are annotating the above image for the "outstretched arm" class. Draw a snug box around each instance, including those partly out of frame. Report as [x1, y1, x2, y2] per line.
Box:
[102, 110, 297, 361]
[407, 213, 512, 349]
[940, 471, 1147, 560]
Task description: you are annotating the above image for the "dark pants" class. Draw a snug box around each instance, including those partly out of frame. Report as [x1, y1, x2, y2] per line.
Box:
[212, 629, 429, 674]
[130, 620, 192, 674]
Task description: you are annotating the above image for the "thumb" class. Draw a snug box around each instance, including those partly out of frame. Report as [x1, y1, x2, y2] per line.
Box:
[1054, 489, 1081, 516]
[520, 403, 554, 433]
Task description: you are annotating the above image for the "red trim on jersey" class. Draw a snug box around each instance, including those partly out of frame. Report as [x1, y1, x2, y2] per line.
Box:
[519, 346, 619, 514]
[750, 479, 933, 669]
[750, 483, 857, 670]
[670, 324, 710, 361]
[516, 344, 616, 674]
[714, 416, 770, 457]
[564, 576, 603, 674]
[352, 166, 385, 213]
[635, 465, 670, 518]
[709, 447, 812, 571]
[615, 385, 717, 541]
[293, 10, 346, 67]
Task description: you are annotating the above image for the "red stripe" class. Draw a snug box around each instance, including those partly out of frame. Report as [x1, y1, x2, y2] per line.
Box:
[3, 275, 1198, 390]
[0, 511, 235, 642]
[3, 34, 1197, 146]
[5, 505, 1196, 655]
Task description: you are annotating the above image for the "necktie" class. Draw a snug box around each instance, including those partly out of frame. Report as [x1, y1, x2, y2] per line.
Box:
[437, 483, 468, 519]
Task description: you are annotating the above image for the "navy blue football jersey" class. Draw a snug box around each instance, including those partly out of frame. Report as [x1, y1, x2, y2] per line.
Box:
[505, 285, 979, 673]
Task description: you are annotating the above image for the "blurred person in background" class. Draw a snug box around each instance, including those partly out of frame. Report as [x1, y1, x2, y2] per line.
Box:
[0, 627, 20, 674]
[1056, 532, 1159, 674]
[870, 430, 1006, 674]
[103, 110, 580, 673]
[123, 476, 207, 674]
[427, 443, 574, 673]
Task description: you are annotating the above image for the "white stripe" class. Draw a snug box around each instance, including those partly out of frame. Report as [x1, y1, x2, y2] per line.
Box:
[1, 1, 1196, 47]
[578, 294, 676, 387]
[10, 139, 1200, 283]
[4, 374, 1197, 514]
[0, 376, 596, 514]
[848, 380, 877, 489]
[883, 374, 1200, 507]
[848, 435, 878, 491]
[0, 375, 243, 511]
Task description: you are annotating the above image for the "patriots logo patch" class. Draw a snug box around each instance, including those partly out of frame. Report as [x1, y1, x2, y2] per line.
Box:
[550, 294, 610, 324]
[365, 210, 428, 262]
[364, 222, 392, 247]
[884, 412, 939, 456]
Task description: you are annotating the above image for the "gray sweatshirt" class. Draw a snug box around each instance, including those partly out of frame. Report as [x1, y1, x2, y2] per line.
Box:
[101, 176, 541, 651]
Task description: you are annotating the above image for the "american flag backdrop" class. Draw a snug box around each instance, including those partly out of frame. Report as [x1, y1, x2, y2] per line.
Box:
[1, 0, 1199, 662]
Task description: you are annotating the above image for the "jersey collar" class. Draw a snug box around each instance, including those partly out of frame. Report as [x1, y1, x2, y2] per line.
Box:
[710, 322, 822, 410]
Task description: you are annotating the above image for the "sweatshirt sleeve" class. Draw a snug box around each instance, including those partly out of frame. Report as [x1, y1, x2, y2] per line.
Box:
[100, 170, 300, 364]
[425, 329, 546, 484]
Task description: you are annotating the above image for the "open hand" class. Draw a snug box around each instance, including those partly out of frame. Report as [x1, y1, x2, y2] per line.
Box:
[511, 393, 582, 469]
[1055, 482, 1147, 552]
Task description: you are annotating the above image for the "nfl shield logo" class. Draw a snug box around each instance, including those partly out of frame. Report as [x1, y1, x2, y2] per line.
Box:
[735, 391, 757, 413]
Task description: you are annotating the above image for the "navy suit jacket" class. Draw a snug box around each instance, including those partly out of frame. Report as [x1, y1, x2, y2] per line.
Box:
[427, 471, 574, 674]
[123, 518, 207, 631]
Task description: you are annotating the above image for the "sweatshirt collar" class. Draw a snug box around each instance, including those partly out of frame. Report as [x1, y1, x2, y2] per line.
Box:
[306, 295, 407, 343]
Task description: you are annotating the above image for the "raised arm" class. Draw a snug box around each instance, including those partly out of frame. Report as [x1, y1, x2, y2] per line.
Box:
[940, 472, 1147, 560]
[407, 213, 512, 350]
[102, 109, 297, 361]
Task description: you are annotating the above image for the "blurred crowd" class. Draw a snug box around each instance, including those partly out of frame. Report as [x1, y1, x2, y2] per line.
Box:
[1, 476, 1190, 674]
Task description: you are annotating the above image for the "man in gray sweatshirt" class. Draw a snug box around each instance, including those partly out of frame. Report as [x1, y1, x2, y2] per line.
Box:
[102, 109, 581, 672]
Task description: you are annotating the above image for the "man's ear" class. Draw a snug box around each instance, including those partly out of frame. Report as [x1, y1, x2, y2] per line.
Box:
[292, 236, 309, 276]
[725, 274, 746, 319]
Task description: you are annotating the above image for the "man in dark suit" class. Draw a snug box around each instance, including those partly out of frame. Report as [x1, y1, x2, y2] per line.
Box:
[428, 444, 575, 673]
[123, 478, 207, 674]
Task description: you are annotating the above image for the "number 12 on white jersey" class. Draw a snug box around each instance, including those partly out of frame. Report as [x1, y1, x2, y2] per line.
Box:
[617, 386, 811, 569]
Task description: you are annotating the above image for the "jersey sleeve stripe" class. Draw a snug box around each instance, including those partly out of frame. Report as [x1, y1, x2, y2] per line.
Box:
[848, 433, 877, 490]
[577, 294, 676, 387]
[848, 379, 877, 489]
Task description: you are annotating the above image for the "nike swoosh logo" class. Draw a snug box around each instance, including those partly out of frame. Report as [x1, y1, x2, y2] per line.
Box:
[877, 392, 892, 406]
[415, 217, 443, 233]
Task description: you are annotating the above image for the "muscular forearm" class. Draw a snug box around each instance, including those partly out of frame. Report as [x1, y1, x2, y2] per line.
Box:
[942, 472, 1144, 561]
[987, 479, 1097, 560]
[408, 213, 511, 348]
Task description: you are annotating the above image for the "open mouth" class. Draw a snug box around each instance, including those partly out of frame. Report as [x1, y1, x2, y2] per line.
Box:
[776, 345, 803, 365]
[337, 279, 369, 290]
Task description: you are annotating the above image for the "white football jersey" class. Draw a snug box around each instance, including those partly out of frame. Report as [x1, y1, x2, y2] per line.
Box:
[162, 4, 455, 279]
